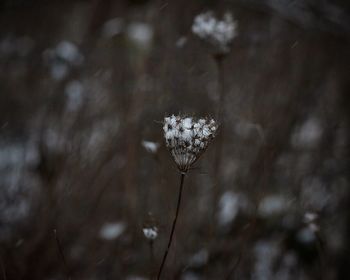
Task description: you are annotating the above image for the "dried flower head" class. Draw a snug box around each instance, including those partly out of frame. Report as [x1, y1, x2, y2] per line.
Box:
[192, 11, 237, 54]
[143, 226, 158, 240]
[163, 115, 218, 173]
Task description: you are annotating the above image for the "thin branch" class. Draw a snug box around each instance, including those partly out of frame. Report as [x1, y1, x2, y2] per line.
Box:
[157, 172, 186, 279]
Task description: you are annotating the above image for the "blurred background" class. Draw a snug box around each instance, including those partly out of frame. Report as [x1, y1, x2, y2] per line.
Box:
[0, 0, 350, 279]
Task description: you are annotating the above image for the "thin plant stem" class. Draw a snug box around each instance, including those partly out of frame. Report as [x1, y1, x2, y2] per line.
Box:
[54, 229, 71, 280]
[149, 240, 155, 278]
[157, 172, 186, 280]
[315, 232, 325, 280]
[150, 240, 155, 264]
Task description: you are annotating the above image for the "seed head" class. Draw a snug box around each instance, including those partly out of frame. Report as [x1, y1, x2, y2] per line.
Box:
[163, 115, 218, 173]
[143, 226, 158, 240]
[192, 11, 237, 54]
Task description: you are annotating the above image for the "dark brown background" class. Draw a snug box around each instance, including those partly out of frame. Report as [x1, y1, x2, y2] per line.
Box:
[0, 0, 349, 279]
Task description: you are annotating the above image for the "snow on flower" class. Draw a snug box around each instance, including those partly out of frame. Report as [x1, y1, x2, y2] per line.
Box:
[163, 115, 218, 172]
[142, 226, 158, 240]
[192, 11, 237, 54]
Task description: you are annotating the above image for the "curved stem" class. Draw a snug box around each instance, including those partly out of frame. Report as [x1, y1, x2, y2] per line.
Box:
[157, 172, 186, 280]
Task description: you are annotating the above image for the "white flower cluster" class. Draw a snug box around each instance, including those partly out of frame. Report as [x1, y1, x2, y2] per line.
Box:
[143, 226, 158, 240]
[192, 11, 237, 54]
[163, 115, 218, 172]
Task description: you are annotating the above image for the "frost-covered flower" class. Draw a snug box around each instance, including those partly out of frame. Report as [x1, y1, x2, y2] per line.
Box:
[192, 11, 237, 54]
[143, 226, 158, 240]
[163, 115, 218, 173]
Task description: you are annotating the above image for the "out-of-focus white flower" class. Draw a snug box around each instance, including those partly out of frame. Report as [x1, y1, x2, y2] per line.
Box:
[163, 115, 218, 172]
[253, 240, 279, 280]
[218, 191, 251, 226]
[308, 223, 319, 232]
[192, 11, 237, 54]
[43, 40, 84, 80]
[188, 248, 209, 267]
[142, 226, 158, 240]
[258, 195, 290, 217]
[65, 80, 84, 112]
[303, 211, 319, 232]
[102, 18, 124, 38]
[50, 61, 69, 80]
[55, 41, 84, 65]
[176, 36, 187, 48]
[303, 211, 318, 224]
[99, 222, 125, 240]
[141, 140, 159, 154]
[297, 227, 316, 243]
[127, 22, 154, 49]
[218, 191, 239, 226]
[291, 117, 323, 149]
[301, 176, 330, 211]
